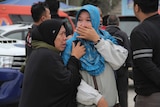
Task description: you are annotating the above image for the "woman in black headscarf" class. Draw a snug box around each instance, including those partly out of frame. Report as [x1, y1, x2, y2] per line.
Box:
[19, 19, 85, 107]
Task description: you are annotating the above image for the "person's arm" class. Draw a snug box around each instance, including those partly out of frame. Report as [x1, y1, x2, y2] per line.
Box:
[76, 26, 128, 70]
[122, 32, 133, 68]
[97, 97, 108, 107]
[77, 79, 108, 107]
[131, 31, 160, 88]
[95, 38, 128, 70]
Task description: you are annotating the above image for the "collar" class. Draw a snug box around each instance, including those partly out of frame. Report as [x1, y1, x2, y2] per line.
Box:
[31, 40, 60, 54]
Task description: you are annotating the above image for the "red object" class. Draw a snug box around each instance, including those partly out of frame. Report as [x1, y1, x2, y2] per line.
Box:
[0, 4, 75, 33]
[100, 25, 106, 30]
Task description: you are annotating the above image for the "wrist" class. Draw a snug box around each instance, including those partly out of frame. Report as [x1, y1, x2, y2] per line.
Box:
[94, 37, 101, 45]
[71, 54, 80, 59]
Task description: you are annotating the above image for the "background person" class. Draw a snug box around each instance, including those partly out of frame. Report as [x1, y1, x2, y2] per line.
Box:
[44, 0, 60, 18]
[106, 14, 132, 107]
[45, 0, 72, 36]
[62, 4, 128, 107]
[21, 2, 51, 73]
[25, 2, 51, 57]
[97, 6, 106, 30]
[130, 0, 160, 107]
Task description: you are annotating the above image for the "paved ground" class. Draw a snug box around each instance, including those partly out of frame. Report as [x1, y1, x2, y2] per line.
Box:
[128, 79, 136, 107]
[128, 88, 136, 107]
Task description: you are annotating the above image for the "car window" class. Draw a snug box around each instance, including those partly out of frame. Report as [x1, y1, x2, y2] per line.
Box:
[119, 21, 139, 39]
[4, 30, 28, 40]
[9, 14, 33, 24]
[0, 30, 5, 35]
[119, 16, 140, 39]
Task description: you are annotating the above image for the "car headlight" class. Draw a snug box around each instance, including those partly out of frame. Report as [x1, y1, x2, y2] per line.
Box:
[0, 56, 14, 68]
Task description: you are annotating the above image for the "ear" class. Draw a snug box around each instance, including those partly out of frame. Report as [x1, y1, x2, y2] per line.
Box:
[41, 15, 46, 22]
[134, 4, 140, 13]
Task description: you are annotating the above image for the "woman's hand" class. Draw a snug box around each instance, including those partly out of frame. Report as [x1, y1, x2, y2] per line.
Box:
[71, 41, 85, 59]
[76, 26, 100, 43]
[97, 97, 108, 107]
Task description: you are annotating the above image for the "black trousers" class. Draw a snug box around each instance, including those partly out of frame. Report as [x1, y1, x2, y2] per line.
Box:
[116, 66, 129, 107]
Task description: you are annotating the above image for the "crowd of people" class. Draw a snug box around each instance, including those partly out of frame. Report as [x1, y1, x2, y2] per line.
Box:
[1, 0, 160, 107]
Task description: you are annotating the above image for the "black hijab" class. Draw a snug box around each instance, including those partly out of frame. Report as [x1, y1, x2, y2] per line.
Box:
[32, 19, 65, 46]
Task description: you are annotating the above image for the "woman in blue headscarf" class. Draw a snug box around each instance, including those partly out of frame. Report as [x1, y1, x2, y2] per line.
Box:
[62, 4, 128, 107]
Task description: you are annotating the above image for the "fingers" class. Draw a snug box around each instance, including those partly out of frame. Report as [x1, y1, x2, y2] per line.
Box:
[76, 41, 81, 46]
[76, 26, 90, 34]
[71, 41, 86, 59]
[72, 41, 83, 49]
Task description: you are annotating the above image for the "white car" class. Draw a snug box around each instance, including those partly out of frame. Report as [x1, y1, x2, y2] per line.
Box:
[0, 24, 31, 40]
[0, 37, 25, 69]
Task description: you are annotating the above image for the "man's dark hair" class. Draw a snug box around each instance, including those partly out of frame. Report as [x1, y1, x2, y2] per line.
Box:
[31, 2, 48, 22]
[107, 15, 120, 25]
[133, 0, 159, 13]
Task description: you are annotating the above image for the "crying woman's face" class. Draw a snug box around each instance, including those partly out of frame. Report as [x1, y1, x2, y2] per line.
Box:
[54, 25, 67, 51]
[77, 11, 92, 28]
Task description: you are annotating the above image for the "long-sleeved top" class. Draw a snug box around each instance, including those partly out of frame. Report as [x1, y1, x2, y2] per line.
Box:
[62, 4, 128, 107]
[130, 14, 160, 96]
[106, 25, 132, 68]
[19, 41, 81, 107]
[77, 38, 128, 107]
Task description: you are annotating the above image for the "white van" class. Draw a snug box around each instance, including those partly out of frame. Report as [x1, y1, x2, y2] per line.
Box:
[0, 38, 25, 69]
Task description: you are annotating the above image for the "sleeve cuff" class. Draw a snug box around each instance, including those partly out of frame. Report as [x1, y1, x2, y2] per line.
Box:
[94, 93, 102, 105]
[77, 79, 103, 105]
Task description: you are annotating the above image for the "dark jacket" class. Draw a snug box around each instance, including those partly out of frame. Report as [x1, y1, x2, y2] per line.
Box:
[25, 24, 37, 57]
[106, 25, 132, 70]
[130, 14, 160, 96]
[19, 42, 81, 107]
[19, 20, 81, 107]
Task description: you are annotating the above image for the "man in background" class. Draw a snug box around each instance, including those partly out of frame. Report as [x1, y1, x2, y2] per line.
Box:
[21, 2, 51, 73]
[45, 0, 72, 36]
[130, 0, 160, 107]
[25, 2, 51, 57]
[106, 14, 132, 107]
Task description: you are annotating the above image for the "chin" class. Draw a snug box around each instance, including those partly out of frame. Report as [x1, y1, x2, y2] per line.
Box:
[60, 48, 65, 51]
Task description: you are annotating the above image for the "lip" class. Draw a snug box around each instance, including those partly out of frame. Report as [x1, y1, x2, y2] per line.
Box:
[62, 43, 66, 48]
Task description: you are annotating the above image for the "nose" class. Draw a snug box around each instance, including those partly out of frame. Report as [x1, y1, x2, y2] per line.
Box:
[80, 21, 87, 27]
[63, 34, 67, 40]
[64, 36, 67, 41]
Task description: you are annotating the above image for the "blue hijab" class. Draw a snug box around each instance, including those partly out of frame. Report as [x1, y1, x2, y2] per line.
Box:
[62, 4, 117, 76]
